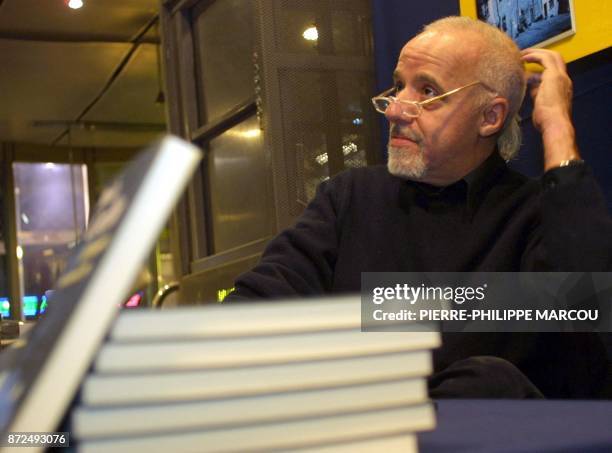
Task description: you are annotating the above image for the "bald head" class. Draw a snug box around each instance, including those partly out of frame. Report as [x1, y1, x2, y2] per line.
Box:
[419, 17, 526, 159]
[398, 29, 487, 95]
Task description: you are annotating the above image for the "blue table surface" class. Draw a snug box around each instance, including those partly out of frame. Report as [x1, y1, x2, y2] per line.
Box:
[418, 399, 612, 453]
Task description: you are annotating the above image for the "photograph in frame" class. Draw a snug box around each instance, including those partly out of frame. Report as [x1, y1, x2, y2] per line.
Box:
[476, 0, 576, 49]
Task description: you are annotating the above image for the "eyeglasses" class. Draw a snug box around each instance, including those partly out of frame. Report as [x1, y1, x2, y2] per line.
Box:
[371, 81, 490, 118]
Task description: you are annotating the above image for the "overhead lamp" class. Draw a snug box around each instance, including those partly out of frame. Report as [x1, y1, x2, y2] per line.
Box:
[302, 25, 318, 41]
[67, 0, 84, 10]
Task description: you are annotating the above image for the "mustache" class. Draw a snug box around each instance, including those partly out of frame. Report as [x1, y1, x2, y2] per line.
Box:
[389, 124, 422, 143]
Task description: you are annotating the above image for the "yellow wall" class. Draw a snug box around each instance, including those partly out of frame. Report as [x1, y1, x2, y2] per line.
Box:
[459, 0, 612, 62]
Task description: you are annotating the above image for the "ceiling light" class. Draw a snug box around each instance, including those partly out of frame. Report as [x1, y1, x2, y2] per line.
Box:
[303, 26, 318, 41]
[67, 0, 84, 10]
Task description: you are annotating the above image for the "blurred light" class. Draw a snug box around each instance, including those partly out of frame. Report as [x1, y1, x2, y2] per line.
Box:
[23, 295, 39, 317]
[20, 213, 29, 225]
[315, 142, 358, 165]
[40, 296, 48, 314]
[125, 292, 142, 308]
[68, 0, 84, 9]
[342, 142, 358, 156]
[352, 118, 363, 126]
[16, 246, 23, 260]
[228, 128, 261, 139]
[44, 163, 56, 169]
[217, 287, 235, 303]
[1, 301, 9, 311]
[241, 129, 261, 138]
[303, 26, 318, 41]
[42, 248, 54, 257]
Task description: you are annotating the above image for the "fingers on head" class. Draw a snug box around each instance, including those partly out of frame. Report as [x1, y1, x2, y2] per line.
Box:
[521, 48, 566, 71]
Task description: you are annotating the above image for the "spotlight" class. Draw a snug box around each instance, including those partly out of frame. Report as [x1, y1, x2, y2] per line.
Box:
[302, 26, 318, 41]
[67, 0, 84, 10]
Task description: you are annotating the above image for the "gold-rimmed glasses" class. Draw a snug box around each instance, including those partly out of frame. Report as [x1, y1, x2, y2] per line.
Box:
[371, 81, 492, 118]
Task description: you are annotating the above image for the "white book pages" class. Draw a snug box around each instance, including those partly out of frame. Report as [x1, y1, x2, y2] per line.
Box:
[77, 404, 434, 453]
[95, 330, 441, 373]
[82, 350, 432, 406]
[296, 433, 418, 453]
[111, 296, 365, 340]
[73, 379, 428, 438]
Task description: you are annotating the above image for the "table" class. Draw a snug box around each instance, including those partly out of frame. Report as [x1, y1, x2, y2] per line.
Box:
[419, 399, 612, 452]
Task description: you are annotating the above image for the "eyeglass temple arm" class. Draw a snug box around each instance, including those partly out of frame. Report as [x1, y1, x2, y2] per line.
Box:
[419, 81, 482, 106]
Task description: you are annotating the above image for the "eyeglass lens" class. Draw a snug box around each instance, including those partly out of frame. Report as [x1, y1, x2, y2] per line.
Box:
[373, 98, 419, 117]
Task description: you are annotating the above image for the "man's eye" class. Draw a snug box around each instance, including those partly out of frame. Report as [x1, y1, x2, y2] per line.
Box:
[393, 82, 405, 94]
[422, 86, 437, 98]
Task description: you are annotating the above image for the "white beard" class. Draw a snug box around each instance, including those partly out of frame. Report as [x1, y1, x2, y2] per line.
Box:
[387, 145, 427, 180]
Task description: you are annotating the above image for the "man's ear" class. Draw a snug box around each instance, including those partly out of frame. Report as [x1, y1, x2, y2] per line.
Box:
[479, 98, 509, 137]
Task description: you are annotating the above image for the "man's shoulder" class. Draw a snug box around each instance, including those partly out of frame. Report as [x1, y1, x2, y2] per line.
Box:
[498, 165, 540, 194]
[482, 165, 544, 215]
[322, 164, 398, 199]
[329, 164, 394, 187]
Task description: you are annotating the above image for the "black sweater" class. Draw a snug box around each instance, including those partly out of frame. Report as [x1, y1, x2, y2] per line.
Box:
[229, 152, 612, 397]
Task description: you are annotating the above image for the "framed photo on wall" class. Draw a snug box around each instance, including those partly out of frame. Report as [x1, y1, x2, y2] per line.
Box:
[474, 0, 576, 49]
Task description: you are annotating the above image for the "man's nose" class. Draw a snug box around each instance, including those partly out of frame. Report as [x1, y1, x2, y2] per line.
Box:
[384, 102, 413, 124]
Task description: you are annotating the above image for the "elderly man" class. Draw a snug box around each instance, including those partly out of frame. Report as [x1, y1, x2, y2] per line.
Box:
[228, 17, 611, 398]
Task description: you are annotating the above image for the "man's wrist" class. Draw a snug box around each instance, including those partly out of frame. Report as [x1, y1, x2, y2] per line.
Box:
[557, 158, 585, 167]
[542, 119, 580, 171]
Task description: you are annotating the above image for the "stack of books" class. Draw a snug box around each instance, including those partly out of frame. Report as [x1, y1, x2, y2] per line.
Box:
[71, 296, 440, 452]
